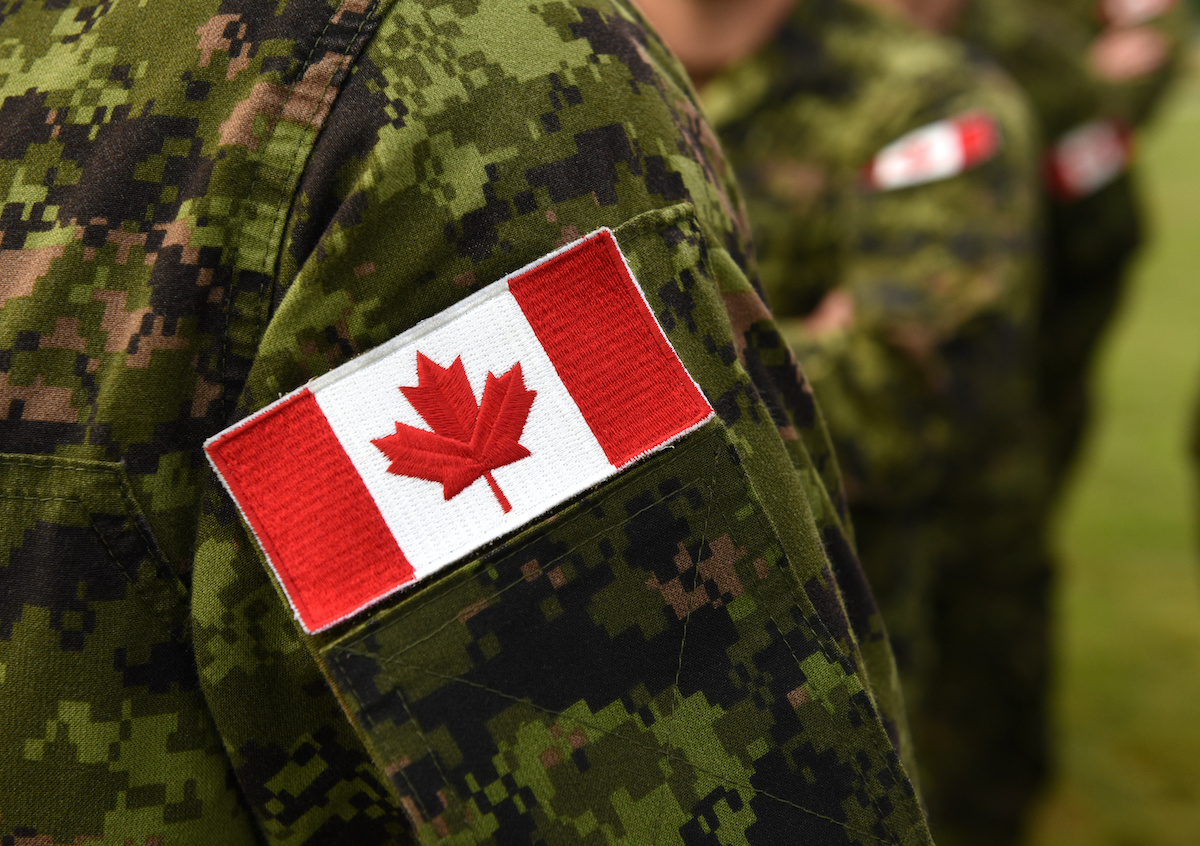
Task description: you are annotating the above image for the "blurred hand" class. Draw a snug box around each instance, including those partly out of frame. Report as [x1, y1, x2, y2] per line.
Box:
[802, 288, 857, 337]
[1089, 25, 1171, 81]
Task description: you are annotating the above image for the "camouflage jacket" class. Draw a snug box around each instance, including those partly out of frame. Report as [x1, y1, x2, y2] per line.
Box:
[0, 0, 932, 844]
[702, 0, 1044, 509]
[1048, 0, 1192, 127]
[956, 0, 1150, 482]
[957, 0, 1103, 140]
[954, 0, 1160, 192]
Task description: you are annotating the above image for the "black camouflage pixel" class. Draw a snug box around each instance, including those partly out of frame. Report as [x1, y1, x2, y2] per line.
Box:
[326, 423, 912, 844]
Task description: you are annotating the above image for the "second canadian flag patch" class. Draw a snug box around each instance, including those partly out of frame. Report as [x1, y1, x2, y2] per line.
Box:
[205, 229, 714, 633]
[861, 111, 1002, 192]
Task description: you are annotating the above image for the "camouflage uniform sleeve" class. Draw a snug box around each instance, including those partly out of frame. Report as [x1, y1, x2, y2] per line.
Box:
[0, 0, 930, 842]
[707, 5, 1044, 509]
[800, 58, 1043, 507]
[957, 0, 1149, 485]
[189, 1, 934, 844]
[957, 0, 1103, 139]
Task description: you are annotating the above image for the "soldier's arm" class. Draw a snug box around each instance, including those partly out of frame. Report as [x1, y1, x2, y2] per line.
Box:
[0, 0, 943, 842]
[191, 0, 933, 843]
[793, 72, 1039, 504]
[702, 6, 1044, 508]
[0, 0, 932, 842]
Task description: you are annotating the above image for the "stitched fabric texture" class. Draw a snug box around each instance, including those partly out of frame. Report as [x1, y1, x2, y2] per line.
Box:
[325, 424, 909, 844]
[0, 0, 932, 842]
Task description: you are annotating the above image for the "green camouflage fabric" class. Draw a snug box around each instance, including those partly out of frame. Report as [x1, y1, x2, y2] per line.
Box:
[1036, 0, 1193, 502]
[0, 0, 934, 843]
[1048, 0, 1192, 128]
[965, 0, 1188, 496]
[957, 0, 1102, 138]
[941, 1, 1180, 842]
[956, 0, 1147, 494]
[703, 3, 1052, 845]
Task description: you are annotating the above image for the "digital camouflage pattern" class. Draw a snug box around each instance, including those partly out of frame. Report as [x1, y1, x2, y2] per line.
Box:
[957, 0, 1102, 138]
[1034, 0, 1191, 509]
[703, 3, 1052, 845]
[0, 0, 934, 843]
[1042, 0, 1193, 505]
[703, 0, 1043, 511]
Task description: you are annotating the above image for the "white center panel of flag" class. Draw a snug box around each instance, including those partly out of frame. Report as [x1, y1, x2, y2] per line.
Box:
[313, 285, 614, 584]
[874, 125, 962, 189]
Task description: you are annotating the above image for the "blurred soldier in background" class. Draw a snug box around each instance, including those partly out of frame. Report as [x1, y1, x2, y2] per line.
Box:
[892, 0, 1188, 841]
[639, 0, 1052, 843]
[952, 0, 1187, 499]
[1041, 0, 1200, 585]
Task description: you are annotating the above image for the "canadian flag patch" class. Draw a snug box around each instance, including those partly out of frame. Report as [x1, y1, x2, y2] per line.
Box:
[205, 230, 714, 633]
[1045, 119, 1132, 201]
[1100, 0, 1176, 26]
[860, 111, 1002, 191]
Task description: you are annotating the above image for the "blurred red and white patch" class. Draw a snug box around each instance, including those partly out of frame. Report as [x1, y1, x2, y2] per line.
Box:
[861, 111, 1002, 191]
[1045, 119, 1133, 201]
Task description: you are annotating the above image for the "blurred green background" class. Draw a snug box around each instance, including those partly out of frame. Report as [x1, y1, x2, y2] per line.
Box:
[1024, 47, 1200, 846]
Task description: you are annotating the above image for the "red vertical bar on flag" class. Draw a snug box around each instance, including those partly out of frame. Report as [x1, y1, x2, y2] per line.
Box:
[509, 230, 712, 468]
[206, 388, 414, 632]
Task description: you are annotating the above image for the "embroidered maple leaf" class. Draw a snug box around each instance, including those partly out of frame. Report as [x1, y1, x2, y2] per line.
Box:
[371, 352, 536, 513]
